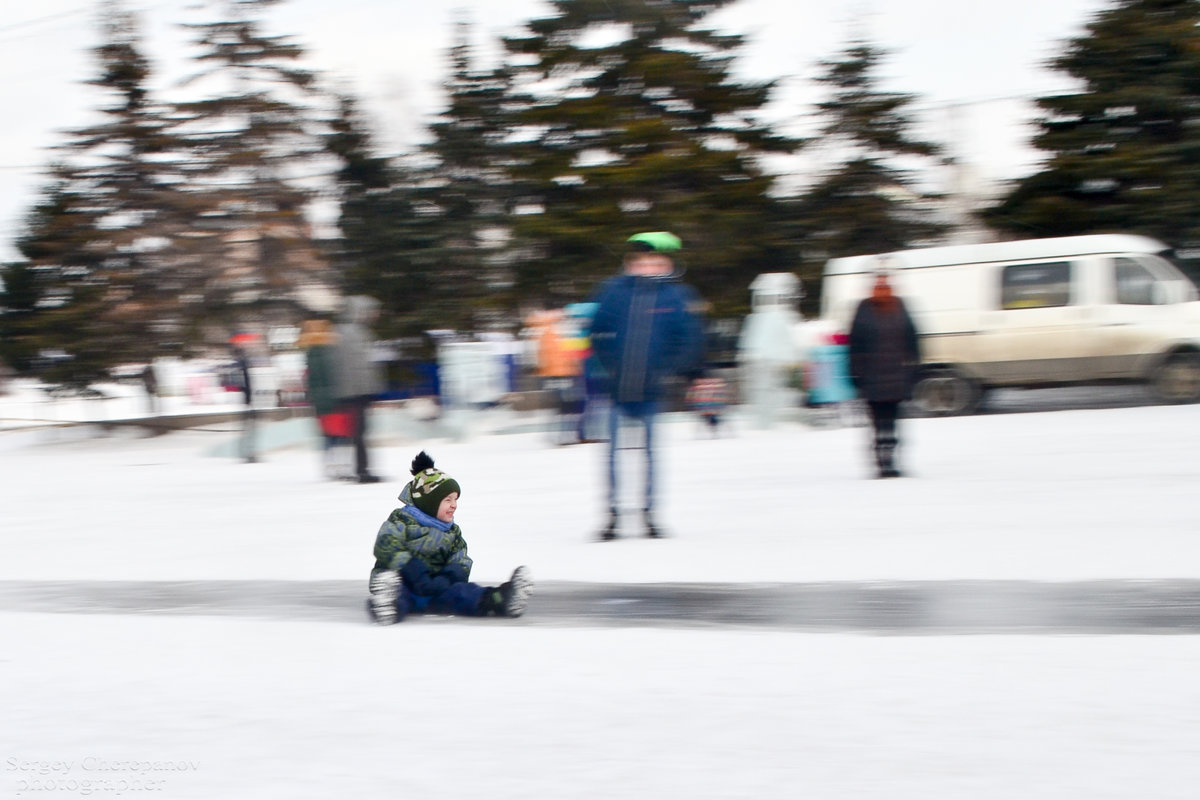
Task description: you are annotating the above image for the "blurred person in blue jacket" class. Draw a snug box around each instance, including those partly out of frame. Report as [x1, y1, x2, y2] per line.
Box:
[589, 231, 705, 540]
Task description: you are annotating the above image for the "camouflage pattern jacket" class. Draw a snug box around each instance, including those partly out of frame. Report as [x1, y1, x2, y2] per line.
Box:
[370, 483, 474, 597]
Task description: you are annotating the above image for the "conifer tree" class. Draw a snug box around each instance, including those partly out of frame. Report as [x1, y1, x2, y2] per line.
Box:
[325, 92, 438, 341]
[790, 34, 946, 298]
[172, 0, 332, 336]
[986, 0, 1200, 270]
[0, 260, 42, 374]
[502, 0, 794, 313]
[326, 90, 395, 297]
[12, 2, 188, 384]
[326, 24, 520, 342]
[422, 21, 517, 330]
[12, 170, 109, 385]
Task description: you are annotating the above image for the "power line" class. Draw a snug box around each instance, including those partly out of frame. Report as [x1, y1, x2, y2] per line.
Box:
[0, 5, 93, 35]
[0, 0, 179, 44]
[0, 6, 96, 44]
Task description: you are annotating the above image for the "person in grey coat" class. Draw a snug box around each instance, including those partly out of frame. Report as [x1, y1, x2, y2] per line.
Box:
[848, 268, 921, 478]
[335, 296, 386, 483]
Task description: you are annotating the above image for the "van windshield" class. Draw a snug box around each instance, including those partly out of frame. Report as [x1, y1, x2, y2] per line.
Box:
[1130, 254, 1200, 303]
[1148, 251, 1200, 291]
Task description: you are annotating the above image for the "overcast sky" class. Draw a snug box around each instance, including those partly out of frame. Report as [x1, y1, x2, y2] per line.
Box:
[0, 0, 1113, 263]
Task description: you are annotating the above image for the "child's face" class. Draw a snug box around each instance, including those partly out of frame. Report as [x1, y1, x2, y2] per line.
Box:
[436, 492, 459, 523]
[626, 253, 673, 276]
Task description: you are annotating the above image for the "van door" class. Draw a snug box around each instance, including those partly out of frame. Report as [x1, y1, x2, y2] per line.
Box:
[1089, 255, 1181, 378]
[976, 260, 1089, 384]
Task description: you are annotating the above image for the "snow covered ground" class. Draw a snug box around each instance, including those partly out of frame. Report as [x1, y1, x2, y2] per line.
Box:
[3, 391, 1200, 798]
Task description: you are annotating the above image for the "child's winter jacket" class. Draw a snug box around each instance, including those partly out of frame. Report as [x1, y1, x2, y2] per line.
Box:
[370, 482, 474, 597]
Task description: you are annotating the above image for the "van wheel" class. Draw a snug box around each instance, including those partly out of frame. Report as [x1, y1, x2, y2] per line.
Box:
[1152, 354, 1200, 403]
[911, 370, 978, 416]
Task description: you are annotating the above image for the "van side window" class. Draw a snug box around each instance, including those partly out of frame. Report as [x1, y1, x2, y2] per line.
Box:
[1114, 257, 1157, 305]
[1000, 262, 1071, 309]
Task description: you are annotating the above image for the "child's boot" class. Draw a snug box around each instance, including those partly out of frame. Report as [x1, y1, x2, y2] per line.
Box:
[501, 566, 534, 617]
[367, 570, 403, 625]
[483, 566, 534, 618]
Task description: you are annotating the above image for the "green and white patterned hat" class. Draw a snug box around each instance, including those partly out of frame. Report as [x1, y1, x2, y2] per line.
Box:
[407, 452, 461, 517]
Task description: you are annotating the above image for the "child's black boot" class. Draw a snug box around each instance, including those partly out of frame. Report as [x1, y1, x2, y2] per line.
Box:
[483, 566, 534, 617]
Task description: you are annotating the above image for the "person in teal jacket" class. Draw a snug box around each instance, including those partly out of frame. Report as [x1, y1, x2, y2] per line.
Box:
[298, 319, 345, 479]
[588, 232, 705, 540]
[367, 452, 532, 625]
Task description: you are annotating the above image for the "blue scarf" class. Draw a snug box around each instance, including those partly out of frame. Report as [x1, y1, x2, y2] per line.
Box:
[402, 504, 453, 532]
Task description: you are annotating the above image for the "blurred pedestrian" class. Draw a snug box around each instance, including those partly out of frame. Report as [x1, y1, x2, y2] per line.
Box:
[564, 302, 601, 442]
[230, 338, 258, 463]
[686, 373, 730, 436]
[589, 231, 705, 539]
[141, 362, 159, 414]
[530, 309, 584, 445]
[334, 296, 385, 484]
[298, 319, 350, 480]
[848, 264, 921, 478]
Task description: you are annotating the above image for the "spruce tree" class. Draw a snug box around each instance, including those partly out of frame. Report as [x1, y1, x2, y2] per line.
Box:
[422, 21, 517, 331]
[12, 170, 108, 386]
[172, 0, 332, 337]
[325, 92, 439, 342]
[986, 0, 1200, 270]
[327, 24, 520, 343]
[13, 2, 188, 385]
[0, 260, 42, 375]
[790, 34, 946, 305]
[502, 0, 794, 313]
[326, 90, 395, 299]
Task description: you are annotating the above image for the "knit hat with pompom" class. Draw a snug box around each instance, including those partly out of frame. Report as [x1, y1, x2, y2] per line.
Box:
[406, 451, 461, 518]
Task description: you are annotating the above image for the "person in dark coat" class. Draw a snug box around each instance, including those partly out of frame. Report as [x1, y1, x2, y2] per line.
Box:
[588, 231, 705, 539]
[141, 363, 159, 414]
[231, 341, 258, 463]
[848, 267, 921, 478]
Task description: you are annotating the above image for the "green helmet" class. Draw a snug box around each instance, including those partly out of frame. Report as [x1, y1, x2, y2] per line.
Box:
[627, 231, 682, 253]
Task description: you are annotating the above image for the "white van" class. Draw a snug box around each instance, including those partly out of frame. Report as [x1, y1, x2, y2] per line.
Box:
[820, 234, 1200, 414]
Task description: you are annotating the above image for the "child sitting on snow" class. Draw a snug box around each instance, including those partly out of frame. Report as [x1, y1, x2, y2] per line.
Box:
[367, 451, 532, 625]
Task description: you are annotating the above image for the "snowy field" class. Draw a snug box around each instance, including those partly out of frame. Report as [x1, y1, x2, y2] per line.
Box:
[3, 393, 1200, 798]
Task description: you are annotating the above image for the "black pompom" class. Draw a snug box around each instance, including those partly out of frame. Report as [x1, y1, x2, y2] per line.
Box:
[410, 451, 435, 475]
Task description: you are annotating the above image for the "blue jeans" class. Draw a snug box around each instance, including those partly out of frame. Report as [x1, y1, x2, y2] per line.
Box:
[607, 401, 657, 513]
